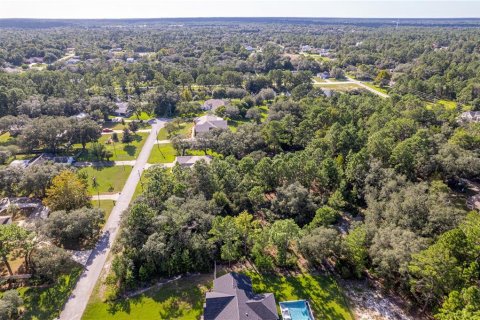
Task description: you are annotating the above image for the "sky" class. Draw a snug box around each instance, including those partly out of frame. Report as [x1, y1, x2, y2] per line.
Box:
[1, 0, 480, 19]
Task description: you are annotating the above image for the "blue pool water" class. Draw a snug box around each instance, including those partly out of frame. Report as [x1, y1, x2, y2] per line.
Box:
[279, 300, 314, 320]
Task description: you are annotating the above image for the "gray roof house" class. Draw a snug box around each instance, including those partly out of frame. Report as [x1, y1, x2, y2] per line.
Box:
[203, 273, 278, 320]
[202, 99, 227, 111]
[175, 156, 212, 167]
[194, 115, 228, 136]
[459, 111, 480, 123]
[114, 102, 131, 117]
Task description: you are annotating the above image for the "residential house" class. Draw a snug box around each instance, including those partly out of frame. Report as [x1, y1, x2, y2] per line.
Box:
[126, 57, 135, 63]
[66, 58, 81, 65]
[317, 71, 330, 80]
[203, 272, 278, 320]
[459, 111, 480, 123]
[175, 156, 212, 167]
[115, 102, 131, 117]
[193, 115, 228, 136]
[202, 99, 227, 111]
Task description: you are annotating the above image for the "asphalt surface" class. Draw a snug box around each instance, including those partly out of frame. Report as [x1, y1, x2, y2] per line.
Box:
[59, 119, 167, 320]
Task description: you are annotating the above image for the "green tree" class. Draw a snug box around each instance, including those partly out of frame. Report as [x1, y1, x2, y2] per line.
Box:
[43, 170, 90, 211]
[269, 219, 300, 266]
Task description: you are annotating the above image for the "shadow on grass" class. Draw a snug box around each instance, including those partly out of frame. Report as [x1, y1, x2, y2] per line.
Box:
[21, 267, 82, 320]
[106, 274, 210, 318]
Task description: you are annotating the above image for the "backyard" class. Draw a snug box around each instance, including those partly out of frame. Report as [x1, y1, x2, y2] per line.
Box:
[82, 269, 352, 320]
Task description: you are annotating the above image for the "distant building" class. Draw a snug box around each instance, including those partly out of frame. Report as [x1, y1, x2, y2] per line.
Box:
[459, 111, 480, 123]
[300, 45, 312, 53]
[175, 156, 212, 167]
[9, 160, 31, 169]
[203, 272, 278, 320]
[114, 102, 131, 117]
[202, 99, 227, 111]
[126, 57, 135, 63]
[244, 45, 255, 52]
[193, 115, 228, 136]
[66, 58, 81, 65]
[318, 71, 330, 79]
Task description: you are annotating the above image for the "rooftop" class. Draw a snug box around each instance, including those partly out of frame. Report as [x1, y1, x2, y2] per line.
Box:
[203, 272, 278, 320]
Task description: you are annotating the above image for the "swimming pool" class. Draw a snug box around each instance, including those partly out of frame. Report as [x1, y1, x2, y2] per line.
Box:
[279, 300, 314, 320]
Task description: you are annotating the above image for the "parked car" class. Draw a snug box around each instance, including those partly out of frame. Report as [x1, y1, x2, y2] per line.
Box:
[102, 128, 113, 133]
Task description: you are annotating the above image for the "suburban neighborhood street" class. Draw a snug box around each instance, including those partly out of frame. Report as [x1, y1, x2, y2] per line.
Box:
[59, 119, 168, 320]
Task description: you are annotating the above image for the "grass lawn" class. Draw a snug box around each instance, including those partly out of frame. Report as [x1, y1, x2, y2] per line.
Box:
[157, 122, 194, 140]
[82, 269, 352, 320]
[79, 165, 132, 194]
[18, 267, 82, 320]
[148, 143, 176, 163]
[83, 273, 212, 320]
[362, 82, 389, 95]
[103, 121, 151, 131]
[247, 271, 353, 320]
[76, 132, 148, 161]
[127, 112, 152, 121]
[0, 132, 15, 146]
[91, 200, 116, 221]
[315, 83, 363, 91]
[185, 149, 221, 158]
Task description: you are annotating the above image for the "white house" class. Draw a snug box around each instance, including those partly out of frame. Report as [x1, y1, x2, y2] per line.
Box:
[174, 155, 212, 167]
[193, 115, 228, 136]
[459, 111, 480, 123]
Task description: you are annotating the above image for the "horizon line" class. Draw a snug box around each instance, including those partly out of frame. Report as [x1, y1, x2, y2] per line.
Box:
[1, 16, 480, 20]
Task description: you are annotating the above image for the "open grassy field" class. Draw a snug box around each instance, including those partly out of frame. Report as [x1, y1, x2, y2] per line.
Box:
[79, 165, 132, 194]
[148, 143, 176, 163]
[82, 269, 352, 320]
[18, 267, 82, 320]
[76, 132, 148, 161]
[103, 121, 151, 131]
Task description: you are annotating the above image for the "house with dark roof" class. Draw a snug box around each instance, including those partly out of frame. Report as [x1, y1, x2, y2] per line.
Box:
[203, 272, 278, 320]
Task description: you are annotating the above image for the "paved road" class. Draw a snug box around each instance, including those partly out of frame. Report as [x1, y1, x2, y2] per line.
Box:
[59, 119, 168, 320]
[346, 76, 390, 98]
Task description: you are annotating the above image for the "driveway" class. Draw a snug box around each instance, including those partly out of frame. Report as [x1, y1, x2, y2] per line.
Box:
[346, 76, 390, 98]
[59, 119, 168, 320]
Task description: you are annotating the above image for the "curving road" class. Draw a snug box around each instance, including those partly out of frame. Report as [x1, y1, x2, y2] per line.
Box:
[59, 119, 167, 320]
